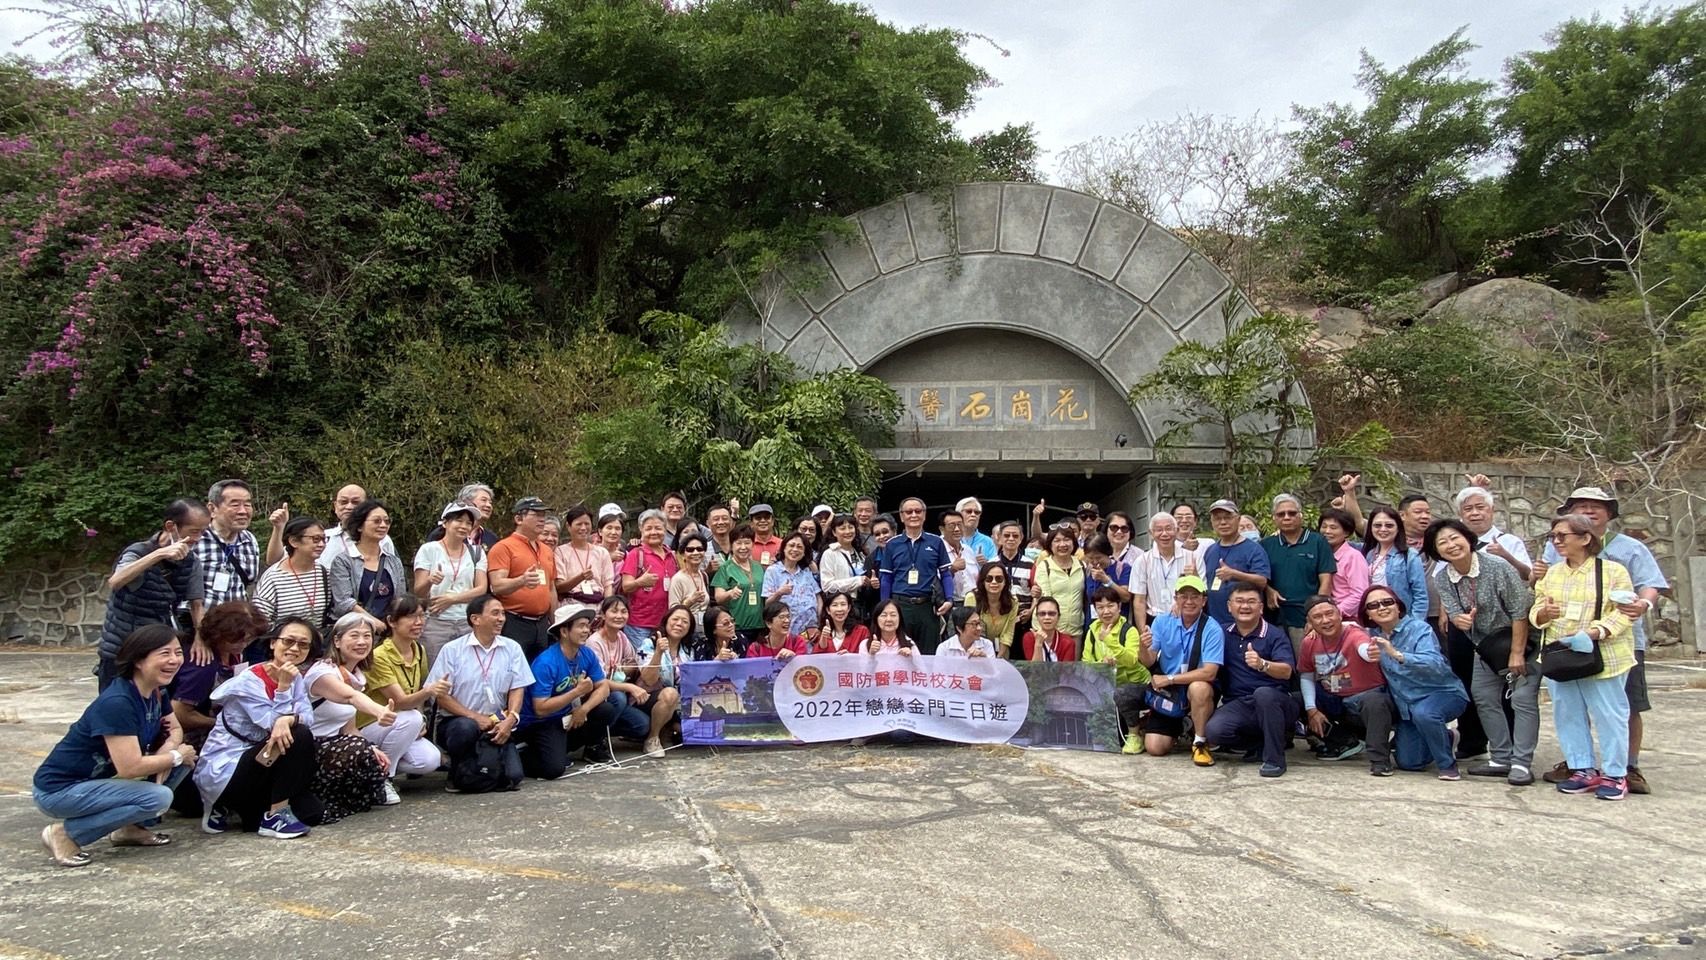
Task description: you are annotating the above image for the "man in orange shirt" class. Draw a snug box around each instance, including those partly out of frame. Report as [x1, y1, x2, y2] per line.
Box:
[487, 497, 557, 658]
[746, 503, 784, 566]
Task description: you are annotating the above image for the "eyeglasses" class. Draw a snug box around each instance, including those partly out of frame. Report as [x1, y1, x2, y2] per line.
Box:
[683, 547, 705, 553]
[302, 535, 327, 544]
[1549, 531, 1581, 542]
[1364, 598, 1398, 611]
[1107, 524, 1131, 532]
[278, 637, 311, 649]
[1275, 510, 1300, 518]
[983, 575, 1006, 583]
[1077, 513, 1097, 520]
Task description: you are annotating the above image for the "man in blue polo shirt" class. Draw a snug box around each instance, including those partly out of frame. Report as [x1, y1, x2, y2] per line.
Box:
[1201, 499, 1271, 629]
[1137, 575, 1224, 765]
[515, 604, 646, 779]
[878, 497, 952, 654]
[1535, 486, 1669, 795]
[1260, 493, 1336, 656]
[1203, 583, 1299, 777]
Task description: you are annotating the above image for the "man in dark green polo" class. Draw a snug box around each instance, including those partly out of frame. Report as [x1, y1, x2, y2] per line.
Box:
[1259, 493, 1335, 657]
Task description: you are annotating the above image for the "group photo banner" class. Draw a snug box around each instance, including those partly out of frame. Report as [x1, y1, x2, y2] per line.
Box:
[678, 655, 1121, 752]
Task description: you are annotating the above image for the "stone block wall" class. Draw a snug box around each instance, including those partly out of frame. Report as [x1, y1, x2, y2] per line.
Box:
[0, 557, 110, 646]
[1362, 461, 1703, 657]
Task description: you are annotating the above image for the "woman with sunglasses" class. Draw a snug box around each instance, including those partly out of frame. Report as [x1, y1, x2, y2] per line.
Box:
[1360, 507, 1429, 624]
[1360, 586, 1468, 780]
[1530, 514, 1638, 800]
[967, 560, 1019, 658]
[252, 518, 333, 632]
[667, 531, 713, 645]
[194, 618, 322, 837]
[1019, 596, 1077, 662]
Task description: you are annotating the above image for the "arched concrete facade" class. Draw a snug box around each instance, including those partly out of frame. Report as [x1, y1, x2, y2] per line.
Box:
[723, 182, 1311, 512]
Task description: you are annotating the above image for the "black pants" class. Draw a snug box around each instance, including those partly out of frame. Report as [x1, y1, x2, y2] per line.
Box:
[1443, 626, 1513, 758]
[895, 598, 941, 654]
[216, 722, 323, 830]
[514, 701, 626, 780]
[1113, 684, 1148, 735]
[439, 716, 524, 786]
[1204, 687, 1300, 767]
[502, 612, 549, 660]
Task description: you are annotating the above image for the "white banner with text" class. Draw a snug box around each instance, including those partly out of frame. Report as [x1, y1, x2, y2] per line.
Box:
[772, 654, 1030, 743]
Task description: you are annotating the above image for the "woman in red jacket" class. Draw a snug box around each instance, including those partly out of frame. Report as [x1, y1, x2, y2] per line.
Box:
[818, 592, 869, 654]
[1020, 596, 1077, 662]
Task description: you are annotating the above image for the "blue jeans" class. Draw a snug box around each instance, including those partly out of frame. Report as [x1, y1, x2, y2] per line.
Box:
[604, 689, 655, 741]
[1549, 675, 1630, 777]
[1394, 691, 1469, 772]
[34, 770, 183, 846]
[622, 625, 655, 657]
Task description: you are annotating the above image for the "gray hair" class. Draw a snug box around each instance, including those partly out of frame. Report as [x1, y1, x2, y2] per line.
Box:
[1271, 493, 1302, 513]
[207, 478, 251, 505]
[456, 482, 494, 503]
[1454, 485, 1495, 510]
[637, 508, 666, 527]
[955, 497, 983, 511]
[1148, 512, 1177, 528]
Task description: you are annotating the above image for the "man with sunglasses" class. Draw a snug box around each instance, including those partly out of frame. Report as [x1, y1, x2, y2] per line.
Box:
[1260, 493, 1336, 656]
[1074, 502, 1103, 547]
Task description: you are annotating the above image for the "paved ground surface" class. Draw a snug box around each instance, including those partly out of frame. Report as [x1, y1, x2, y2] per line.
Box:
[2, 647, 1706, 960]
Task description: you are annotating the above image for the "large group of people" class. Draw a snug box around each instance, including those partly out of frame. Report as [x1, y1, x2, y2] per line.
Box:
[34, 473, 1671, 867]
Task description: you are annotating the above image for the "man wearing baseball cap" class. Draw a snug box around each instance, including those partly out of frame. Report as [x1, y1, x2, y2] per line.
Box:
[1075, 502, 1103, 546]
[486, 497, 557, 659]
[746, 504, 784, 566]
[1534, 486, 1669, 794]
[1136, 575, 1224, 763]
[1201, 498, 1271, 629]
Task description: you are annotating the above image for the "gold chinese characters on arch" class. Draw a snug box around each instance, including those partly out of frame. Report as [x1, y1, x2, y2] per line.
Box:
[893, 381, 1097, 431]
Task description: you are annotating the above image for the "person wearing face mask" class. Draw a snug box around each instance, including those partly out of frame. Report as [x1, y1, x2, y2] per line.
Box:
[96, 499, 209, 690]
[488, 497, 558, 659]
[1237, 515, 1261, 540]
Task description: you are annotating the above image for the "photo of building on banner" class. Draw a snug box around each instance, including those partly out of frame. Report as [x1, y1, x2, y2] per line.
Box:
[677, 657, 1121, 752]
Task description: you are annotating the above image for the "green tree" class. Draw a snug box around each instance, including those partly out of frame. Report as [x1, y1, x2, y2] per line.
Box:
[969, 122, 1041, 182]
[1256, 29, 1496, 294]
[1131, 296, 1392, 507]
[1500, 5, 1706, 275]
[571, 312, 900, 517]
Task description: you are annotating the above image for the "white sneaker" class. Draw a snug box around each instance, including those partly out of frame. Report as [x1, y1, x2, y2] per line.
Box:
[643, 737, 665, 758]
[378, 780, 402, 806]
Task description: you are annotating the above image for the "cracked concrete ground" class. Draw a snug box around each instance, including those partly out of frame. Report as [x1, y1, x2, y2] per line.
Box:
[2, 648, 1705, 960]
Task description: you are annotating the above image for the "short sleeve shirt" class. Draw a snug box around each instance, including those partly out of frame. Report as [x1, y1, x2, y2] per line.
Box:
[423, 634, 535, 716]
[712, 560, 767, 630]
[618, 545, 678, 629]
[1261, 531, 1337, 628]
[1202, 539, 1272, 627]
[1149, 613, 1226, 676]
[413, 540, 487, 623]
[362, 639, 427, 728]
[1300, 623, 1383, 698]
[486, 534, 555, 617]
[522, 643, 605, 725]
[35, 680, 165, 793]
[1221, 621, 1296, 700]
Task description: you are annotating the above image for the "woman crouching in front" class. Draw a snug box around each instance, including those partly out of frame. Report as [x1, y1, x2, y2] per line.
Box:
[35, 625, 192, 866]
[194, 618, 321, 838]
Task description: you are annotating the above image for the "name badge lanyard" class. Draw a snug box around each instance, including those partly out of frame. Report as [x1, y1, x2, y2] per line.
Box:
[288, 566, 320, 617]
[471, 643, 501, 709]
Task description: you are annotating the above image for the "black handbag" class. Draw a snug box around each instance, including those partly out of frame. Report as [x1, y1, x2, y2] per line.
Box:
[1539, 559, 1606, 682]
[1474, 626, 1531, 672]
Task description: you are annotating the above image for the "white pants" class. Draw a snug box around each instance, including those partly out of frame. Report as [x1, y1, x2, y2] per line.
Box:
[359, 709, 442, 776]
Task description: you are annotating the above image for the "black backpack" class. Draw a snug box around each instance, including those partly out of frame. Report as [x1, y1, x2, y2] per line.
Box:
[451, 737, 518, 794]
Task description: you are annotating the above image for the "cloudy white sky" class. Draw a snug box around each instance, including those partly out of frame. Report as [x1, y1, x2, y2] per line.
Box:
[3, 0, 1645, 178]
[860, 0, 1633, 177]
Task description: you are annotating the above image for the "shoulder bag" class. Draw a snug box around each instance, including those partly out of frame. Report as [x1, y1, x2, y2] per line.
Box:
[1539, 558, 1605, 682]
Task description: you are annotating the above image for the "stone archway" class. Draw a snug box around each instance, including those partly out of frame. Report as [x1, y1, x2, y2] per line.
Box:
[723, 181, 1311, 518]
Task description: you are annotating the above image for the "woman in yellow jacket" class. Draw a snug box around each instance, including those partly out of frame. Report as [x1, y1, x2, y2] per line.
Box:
[1083, 586, 1153, 754]
[1530, 513, 1637, 801]
[1032, 527, 1087, 643]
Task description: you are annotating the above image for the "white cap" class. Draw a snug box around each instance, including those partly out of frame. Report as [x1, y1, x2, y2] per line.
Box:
[811, 504, 834, 518]
[597, 502, 627, 521]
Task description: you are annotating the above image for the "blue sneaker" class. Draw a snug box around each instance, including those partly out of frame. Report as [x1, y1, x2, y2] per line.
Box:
[1557, 770, 1603, 795]
[1594, 776, 1628, 801]
[257, 806, 310, 839]
[1259, 762, 1285, 778]
[200, 806, 228, 835]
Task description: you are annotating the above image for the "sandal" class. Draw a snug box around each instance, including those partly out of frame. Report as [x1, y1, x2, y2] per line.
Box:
[109, 827, 173, 847]
[41, 825, 91, 867]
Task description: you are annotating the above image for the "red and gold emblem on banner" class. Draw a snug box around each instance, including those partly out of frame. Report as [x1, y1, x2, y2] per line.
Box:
[792, 665, 825, 697]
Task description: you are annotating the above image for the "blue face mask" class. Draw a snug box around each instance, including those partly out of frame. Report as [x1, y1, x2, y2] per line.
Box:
[1240, 529, 1260, 542]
